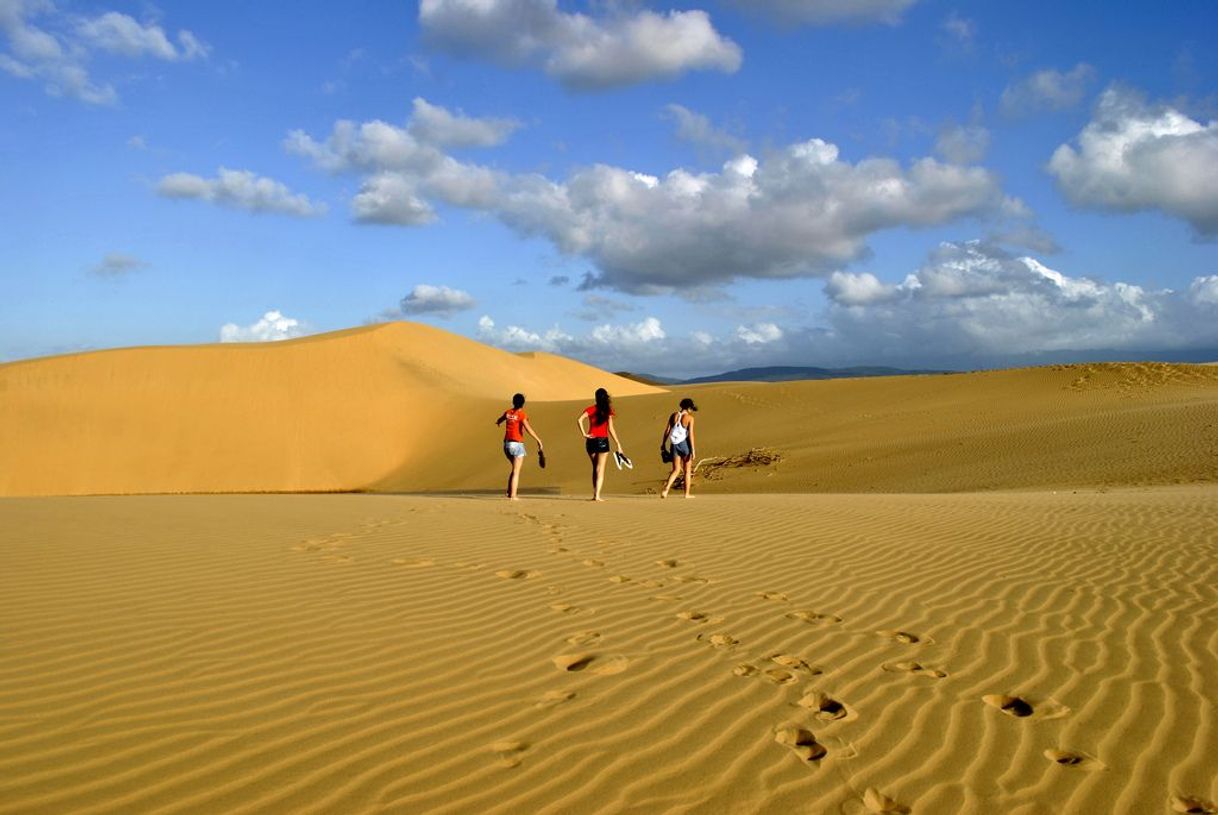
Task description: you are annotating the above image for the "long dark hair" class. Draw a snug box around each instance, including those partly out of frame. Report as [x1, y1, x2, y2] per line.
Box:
[594, 387, 611, 425]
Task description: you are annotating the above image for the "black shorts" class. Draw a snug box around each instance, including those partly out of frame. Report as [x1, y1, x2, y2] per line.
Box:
[585, 437, 610, 454]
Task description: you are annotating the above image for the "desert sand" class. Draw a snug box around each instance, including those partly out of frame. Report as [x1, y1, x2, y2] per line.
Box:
[2, 323, 1217, 814]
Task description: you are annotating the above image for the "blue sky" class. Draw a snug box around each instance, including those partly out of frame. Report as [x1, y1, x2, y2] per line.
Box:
[2, 0, 1217, 377]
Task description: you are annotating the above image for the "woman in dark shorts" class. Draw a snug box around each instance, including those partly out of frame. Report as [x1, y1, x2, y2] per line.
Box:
[576, 388, 625, 502]
[660, 397, 697, 498]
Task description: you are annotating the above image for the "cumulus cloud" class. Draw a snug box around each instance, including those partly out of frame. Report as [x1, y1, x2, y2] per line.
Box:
[663, 103, 747, 155]
[0, 2, 207, 104]
[418, 0, 741, 90]
[1048, 86, 1218, 237]
[725, 0, 916, 25]
[1000, 63, 1095, 117]
[407, 97, 520, 148]
[156, 168, 326, 217]
[398, 284, 476, 316]
[90, 252, 146, 276]
[219, 310, 305, 343]
[822, 240, 1218, 361]
[290, 102, 1015, 294]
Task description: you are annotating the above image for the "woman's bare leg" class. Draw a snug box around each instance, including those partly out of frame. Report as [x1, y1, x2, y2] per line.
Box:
[504, 450, 515, 497]
[661, 457, 681, 498]
[682, 456, 694, 497]
[508, 454, 524, 500]
[593, 452, 608, 501]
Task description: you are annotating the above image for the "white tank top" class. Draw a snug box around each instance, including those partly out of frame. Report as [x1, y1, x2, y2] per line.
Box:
[669, 410, 688, 445]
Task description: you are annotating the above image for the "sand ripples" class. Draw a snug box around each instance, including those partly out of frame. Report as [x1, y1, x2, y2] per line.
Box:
[1, 490, 1216, 813]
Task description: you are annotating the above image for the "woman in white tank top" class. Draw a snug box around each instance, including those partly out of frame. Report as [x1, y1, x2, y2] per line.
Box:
[660, 397, 698, 498]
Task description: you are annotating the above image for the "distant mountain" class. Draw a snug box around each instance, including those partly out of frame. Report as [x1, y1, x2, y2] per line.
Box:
[674, 365, 949, 385]
[613, 371, 682, 386]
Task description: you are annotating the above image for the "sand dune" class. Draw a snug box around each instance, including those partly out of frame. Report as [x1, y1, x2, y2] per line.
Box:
[3, 322, 1217, 497]
[0, 323, 660, 496]
[2, 490, 1215, 813]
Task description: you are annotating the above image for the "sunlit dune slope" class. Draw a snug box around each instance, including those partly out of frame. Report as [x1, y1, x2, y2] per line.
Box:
[0, 322, 661, 496]
[380, 361, 1218, 494]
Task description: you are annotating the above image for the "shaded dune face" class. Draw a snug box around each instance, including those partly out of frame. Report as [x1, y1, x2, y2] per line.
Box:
[2, 322, 1217, 497]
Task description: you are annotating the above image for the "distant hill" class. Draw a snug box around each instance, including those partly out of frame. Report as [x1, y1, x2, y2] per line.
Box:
[618, 365, 949, 385]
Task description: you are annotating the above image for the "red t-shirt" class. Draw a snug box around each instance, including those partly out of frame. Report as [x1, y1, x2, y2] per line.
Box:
[503, 409, 526, 442]
[584, 405, 614, 438]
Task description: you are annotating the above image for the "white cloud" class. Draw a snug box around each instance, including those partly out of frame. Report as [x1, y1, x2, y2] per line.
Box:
[726, 0, 916, 25]
[736, 322, 783, 344]
[398, 284, 476, 316]
[418, 0, 741, 90]
[90, 251, 146, 276]
[352, 172, 435, 225]
[822, 241, 1218, 361]
[824, 270, 897, 305]
[590, 316, 666, 346]
[1048, 86, 1218, 236]
[291, 103, 1012, 294]
[75, 12, 205, 61]
[407, 97, 520, 148]
[219, 310, 305, 343]
[1191, 275, 1218, 306]
[663, 103, 747, 154]
[156, 168, 326, 217]
[0, 3, 207, 104]
[1001, 63, 1095, 117]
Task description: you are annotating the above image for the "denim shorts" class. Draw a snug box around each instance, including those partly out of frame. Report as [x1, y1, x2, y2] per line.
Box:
[585, 437, 610, 454]
[504, 441, 526, 458]
[672, 440, 691, 459]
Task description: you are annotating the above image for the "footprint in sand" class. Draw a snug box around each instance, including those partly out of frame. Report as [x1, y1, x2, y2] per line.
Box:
[582, 559, 605, 568]
[675, 575, 711, 585]
[536, 690, 576, 709]
[862, 788, 910, 813]
[565, 631, 601, 645]
[698, 632, 740, 649]
[551, 653, 630, 675]
[755, 591, 790, 602]
[550, 602, 583, 614]
[774, 724, 827, 764]
[391, 557, 434, 568]
[639, 578, 667, 589]
[881, 661, 947, 679]
[609, 575, 632, 584]
[762, 668, 800, 685]
[490, 739, 528, 768]
[549, 546, 570, 554]
[983, 694, 1070, 720]
[496, 569, 541, 580]
[1043, 749, 1105, 771]
[798, 691, 855, 722]
[676, 610, 709, 623]
[785, 610, 842, 625]
[656, 559, 680, 568]
[1172, 795, 1218, 814]
[651, 594, 683, 603]
[768, 654, 822, 675]
[876, 630, 926, 645]
[733, 663, 759, 677]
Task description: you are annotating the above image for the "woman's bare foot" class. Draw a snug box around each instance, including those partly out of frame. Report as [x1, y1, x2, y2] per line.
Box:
[660, 489, 669, 499]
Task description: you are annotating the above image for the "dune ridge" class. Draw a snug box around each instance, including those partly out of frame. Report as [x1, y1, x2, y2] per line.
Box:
[2, 490, 1215, 813]
[0, 322, 661, 496]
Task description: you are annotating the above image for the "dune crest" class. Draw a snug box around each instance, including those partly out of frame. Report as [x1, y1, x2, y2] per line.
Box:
[0, 322, 662, 496]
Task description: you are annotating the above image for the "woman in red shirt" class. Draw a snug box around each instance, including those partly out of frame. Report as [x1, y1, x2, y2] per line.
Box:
[496, 393, 544, 500]
[576, 387, 626, 502]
